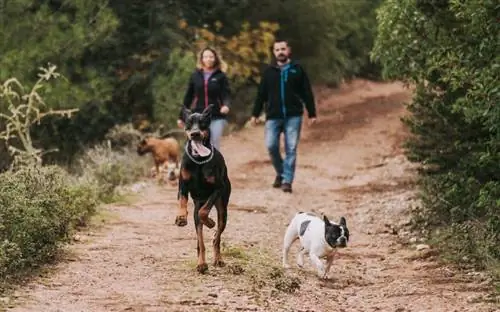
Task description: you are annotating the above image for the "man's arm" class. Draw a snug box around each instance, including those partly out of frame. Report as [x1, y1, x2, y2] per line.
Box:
[299, 67, 316, 118]
[251, 70, 268, 118]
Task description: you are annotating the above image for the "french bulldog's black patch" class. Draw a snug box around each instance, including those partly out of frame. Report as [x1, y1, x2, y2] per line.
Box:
[299, 220, 311, 236]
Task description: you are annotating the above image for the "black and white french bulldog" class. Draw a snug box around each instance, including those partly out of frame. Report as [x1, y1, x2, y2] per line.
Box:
[282, 212, 349, 279]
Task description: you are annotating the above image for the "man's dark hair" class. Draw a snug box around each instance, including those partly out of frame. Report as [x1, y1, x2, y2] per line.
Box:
[272, 38, 290, 48]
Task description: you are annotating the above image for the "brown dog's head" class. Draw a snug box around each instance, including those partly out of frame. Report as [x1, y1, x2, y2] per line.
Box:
[136, 136, 153, 155]
[182, 104, 213, 143]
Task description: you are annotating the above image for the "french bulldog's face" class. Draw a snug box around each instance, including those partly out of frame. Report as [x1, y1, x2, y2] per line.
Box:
[323, 216, 349, 248]
[182, 105, 213, 142]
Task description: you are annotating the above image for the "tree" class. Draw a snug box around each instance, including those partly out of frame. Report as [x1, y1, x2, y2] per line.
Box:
[372, 0, 499, 271]
[0, 0, 119, 110]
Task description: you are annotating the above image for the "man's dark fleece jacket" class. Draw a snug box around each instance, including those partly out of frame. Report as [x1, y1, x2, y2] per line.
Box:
[252, 60, 316, 120]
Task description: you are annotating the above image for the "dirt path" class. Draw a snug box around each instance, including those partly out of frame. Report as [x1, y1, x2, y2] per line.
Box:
[7, 80, 498, 312]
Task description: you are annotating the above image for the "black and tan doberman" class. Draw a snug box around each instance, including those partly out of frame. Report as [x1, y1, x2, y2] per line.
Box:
[175, 104, 231, 274]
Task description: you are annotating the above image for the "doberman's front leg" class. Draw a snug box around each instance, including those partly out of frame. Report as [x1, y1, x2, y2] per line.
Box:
[212, 197, 228, 267]
[198, 171, 223, 229]
[194, 201, 208, 273]
[198, 189, 219, 229]
[175, 168, 190, 227]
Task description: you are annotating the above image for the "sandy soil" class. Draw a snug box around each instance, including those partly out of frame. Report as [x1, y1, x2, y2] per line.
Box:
[6, 80, 498, 312]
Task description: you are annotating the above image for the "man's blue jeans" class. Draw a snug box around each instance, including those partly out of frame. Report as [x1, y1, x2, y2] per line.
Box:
[265, 116, 303, 184]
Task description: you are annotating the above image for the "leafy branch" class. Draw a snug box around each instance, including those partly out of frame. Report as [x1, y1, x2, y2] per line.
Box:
[0, 63, 78, 169]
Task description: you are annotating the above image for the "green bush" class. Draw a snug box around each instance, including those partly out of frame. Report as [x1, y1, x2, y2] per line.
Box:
[75, 142, 151, 203]
[0, 165, 100, 283]
[372, 0, 499, 281]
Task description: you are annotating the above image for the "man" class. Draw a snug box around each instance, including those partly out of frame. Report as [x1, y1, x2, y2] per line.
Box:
[250, 39, 317, 193]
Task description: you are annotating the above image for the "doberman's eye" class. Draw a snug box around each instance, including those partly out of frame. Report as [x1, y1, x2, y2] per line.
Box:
[200, 121, 209, 130]
[199, 117, 210, 129]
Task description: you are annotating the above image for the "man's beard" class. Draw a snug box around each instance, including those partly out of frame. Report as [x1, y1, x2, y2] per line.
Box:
[277, 54, 288, 62]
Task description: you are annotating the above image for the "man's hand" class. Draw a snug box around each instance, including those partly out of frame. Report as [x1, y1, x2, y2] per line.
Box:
[177, 119, 185, 129]
[308, 117, 317, 127]
[220, 105, 230, 115]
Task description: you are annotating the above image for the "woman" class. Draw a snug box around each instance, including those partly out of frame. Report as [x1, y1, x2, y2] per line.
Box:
[177, 47, 231, 150]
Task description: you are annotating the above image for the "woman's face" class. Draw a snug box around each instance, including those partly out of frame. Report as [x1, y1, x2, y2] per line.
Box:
[202, 50, 216, 69]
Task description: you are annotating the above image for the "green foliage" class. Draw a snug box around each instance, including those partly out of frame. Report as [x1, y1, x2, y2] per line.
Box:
[372, 0, 500, 279]
[0, 67, 149, 290]
[276, 0, 383, 85]
[0, 64, 78, 168]
[0, 0, 121, 167]
[183, 0, 383, 85]
[0, 0, 119, 110]
[0, 0, 384, 166]
[0, 165, 100, 284]
[74, 141, 151, 203]
[151, 48, 196, 128]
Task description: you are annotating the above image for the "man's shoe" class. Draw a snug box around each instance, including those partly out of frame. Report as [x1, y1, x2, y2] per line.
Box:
[281, 183, 292, 193]
[272, 176, 282, 188]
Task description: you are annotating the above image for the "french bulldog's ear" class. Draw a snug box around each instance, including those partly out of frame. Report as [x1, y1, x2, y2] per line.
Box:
[323, 215, 331, 225]
[202, 104, 214, 116]
[339, 217, 347, 227]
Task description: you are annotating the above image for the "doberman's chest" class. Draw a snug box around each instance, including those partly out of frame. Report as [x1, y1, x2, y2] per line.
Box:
[183, 162, 217, 188]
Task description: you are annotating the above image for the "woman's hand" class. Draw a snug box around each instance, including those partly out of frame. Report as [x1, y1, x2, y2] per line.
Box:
[177, 119, 185, 129]
[220, 105, 230, 115]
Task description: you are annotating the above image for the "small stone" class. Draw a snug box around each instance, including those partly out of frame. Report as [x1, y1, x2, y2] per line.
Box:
[416, 244, 430, 251]
[409, 237, 417, 243]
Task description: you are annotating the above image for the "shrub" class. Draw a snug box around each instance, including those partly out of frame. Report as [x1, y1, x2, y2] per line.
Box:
[372, 0, 499, 284]
[74, 142, 151, 203]
[0, 165, 100, 284]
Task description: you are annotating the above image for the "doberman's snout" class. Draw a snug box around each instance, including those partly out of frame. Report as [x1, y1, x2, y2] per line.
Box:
[190, 130, 202, 139]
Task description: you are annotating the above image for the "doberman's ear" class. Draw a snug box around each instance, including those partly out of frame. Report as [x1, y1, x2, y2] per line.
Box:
[182, 107, 192, 122]
[202, 104, 214, 117]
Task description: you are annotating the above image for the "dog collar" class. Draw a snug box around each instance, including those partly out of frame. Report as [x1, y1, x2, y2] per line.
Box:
[185, 141, 214, 165]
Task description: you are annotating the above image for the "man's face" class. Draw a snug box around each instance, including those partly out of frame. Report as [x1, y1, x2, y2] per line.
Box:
[273, 41, 290, 63]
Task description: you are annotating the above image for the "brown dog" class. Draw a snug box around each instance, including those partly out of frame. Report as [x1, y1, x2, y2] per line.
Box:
[137, 136, 180, 182]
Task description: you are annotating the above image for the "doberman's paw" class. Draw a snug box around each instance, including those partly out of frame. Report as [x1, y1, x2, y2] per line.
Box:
[203, 217, 216, 229]
[175, 215, 188, 227]
[213, 259, 225, 267]
[196, 263, 209, 274]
